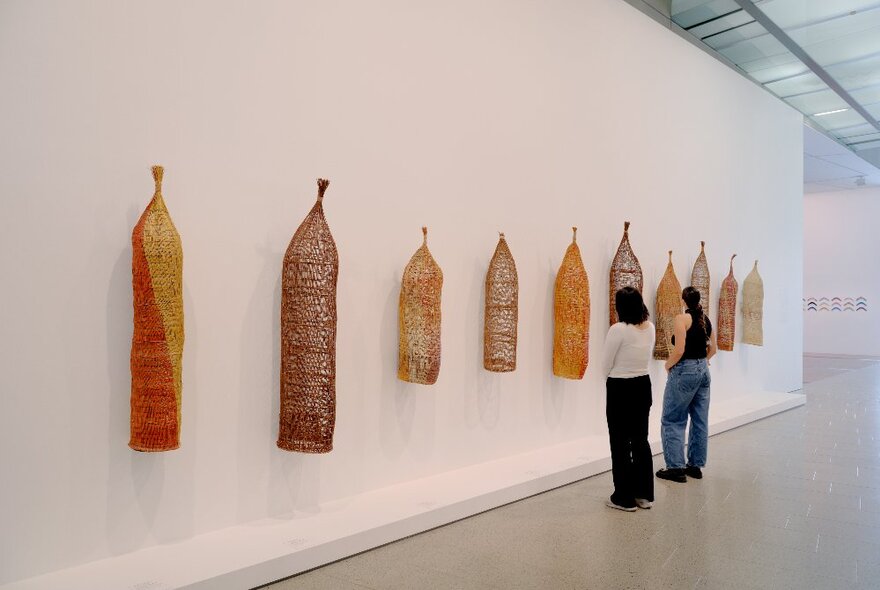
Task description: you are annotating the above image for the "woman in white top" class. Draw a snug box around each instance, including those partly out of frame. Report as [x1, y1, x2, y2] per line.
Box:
[601, 287, 656, 512]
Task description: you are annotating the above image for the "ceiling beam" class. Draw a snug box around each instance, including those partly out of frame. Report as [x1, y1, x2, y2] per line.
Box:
[731, 0, 880, 135]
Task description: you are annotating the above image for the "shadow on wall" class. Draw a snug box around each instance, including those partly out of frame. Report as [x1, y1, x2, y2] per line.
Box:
[104, 227, 196, 558]
[378, 270, 438, 466]
[468, 255, 501, 431]
[236, 239, 282, 522]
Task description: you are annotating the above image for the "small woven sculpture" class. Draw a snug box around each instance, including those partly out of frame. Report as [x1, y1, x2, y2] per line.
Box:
[130, 165, 184, 452]
[609, 221, 643, 325]
[691, 241, 710, 317]
[399, 227, 443, 384]
[742, 260, 764, 346]
[717, 254, 738, 352]
[278, 179, 338, 453]
[653, 251, 683, 360]
[484, 233, 518, 372]
[553, 227, 590, 379]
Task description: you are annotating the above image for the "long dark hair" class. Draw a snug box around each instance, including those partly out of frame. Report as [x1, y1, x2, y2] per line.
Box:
[682, 286, 707, 338]
[615, 286, 649, 325]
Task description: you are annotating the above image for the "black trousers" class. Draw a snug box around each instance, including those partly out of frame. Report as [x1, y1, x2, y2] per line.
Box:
[606, 375, 654, 506]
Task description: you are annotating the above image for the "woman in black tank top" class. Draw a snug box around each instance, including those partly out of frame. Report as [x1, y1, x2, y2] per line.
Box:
[657, 287, 717, 483]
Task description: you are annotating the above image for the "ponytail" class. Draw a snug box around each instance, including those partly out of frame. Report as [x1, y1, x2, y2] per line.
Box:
[682, 287, 708, 339]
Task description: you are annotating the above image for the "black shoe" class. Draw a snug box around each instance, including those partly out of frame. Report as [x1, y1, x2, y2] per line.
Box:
[685, 466, 703, 479]
[656, 468, 687, 483]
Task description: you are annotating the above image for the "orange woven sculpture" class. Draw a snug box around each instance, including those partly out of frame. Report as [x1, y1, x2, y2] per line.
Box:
[609, 221, 643, 325]
[742, 260, 764, 346]
[278, 179, 338, 453]
[484, 233, 518, 372]
[691, 241, 710, 316]
[399, 227, 443, 384]
[130, 165, 184, 452]
[654, 251, 683, 360]
[554, 227, 590, 379]
[717, 254, 738, 352]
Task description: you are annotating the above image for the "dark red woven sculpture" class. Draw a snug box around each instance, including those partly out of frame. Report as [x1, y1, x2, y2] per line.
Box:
[717, 254, 738, 352]
[609, 221, 643, 325]
[278, 179, 338, 453]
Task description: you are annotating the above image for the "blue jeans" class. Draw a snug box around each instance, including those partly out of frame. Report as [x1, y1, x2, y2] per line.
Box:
[661, 359, 710, 469]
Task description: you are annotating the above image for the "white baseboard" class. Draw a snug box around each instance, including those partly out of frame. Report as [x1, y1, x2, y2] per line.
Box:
[1, 391, 805, 590]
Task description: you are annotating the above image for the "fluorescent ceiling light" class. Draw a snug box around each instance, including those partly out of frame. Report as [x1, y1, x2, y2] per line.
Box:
[813, 108, 848, 117]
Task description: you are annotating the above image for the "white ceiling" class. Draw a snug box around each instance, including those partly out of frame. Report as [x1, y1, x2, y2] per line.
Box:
[803, 123, 880, 193]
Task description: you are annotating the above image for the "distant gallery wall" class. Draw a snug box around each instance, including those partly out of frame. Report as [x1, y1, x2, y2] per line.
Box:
[0, 0, 802, 583]
[804, 187, 880, 356]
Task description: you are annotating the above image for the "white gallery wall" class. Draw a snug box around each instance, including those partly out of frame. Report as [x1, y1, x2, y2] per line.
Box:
[804, 187, 880, 356]
[0, 0, 803, 583]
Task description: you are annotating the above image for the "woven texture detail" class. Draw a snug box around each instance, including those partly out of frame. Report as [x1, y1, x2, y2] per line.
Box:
[278, 179, 338, 453]
[691, 241, 710, 316]
[609, 221, 643, 325]
[399, 227, 443, 384]
[553, 228, 590, 379]
[484, 234, 518, 372]
[742, 260, 764, 346]
[130, 165, 184, 452]
[653, 251, 683, 360]
[717, 254, 738, 352]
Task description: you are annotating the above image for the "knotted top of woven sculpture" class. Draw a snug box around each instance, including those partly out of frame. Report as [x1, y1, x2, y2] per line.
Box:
[717, 254, 738, 352]
[742, 260, 764, 346]
[278, 178, 338, 454]
[484, 233, 518, 372]
[654, 251, 683, 360]
[399, 227, 443, 384]
[285, 180, 338, 265]
[691, 241, 710, 317]
[554, 227, 590, 380]
[610, 221, 643, 325]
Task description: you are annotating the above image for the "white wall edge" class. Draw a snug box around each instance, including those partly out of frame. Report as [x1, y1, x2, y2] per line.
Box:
[2, 390, 805, 590]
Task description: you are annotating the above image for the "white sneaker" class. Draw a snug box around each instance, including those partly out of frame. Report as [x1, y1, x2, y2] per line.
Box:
[605, 499, 637, 512]
[635, 498, 653, 509]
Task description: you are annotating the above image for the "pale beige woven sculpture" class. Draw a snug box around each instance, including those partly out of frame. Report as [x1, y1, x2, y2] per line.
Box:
[691, 241, 710, 317]
[484, 233, 518, 372]
[742, 260, 764, 346]
[399, 227, 443, 384]
[553, 227, 590, 379]
[717, 254, 738, 352]
[278, 179, 338, 453]
[654, 251, 683, 360]
[609, 221, 643, 325]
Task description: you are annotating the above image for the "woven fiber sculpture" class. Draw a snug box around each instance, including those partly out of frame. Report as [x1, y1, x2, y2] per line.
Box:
[278, 179, 338, 453]
[691, 241, 710, 317]
[399, 227, 443, 384]
[653, 251, 683, 360]
[609, 221, 643, 325]
[742, 260, 764, 346]
[484, 233, 518, 372]
[130, 165, 184, 452]
[553, 227, 590, 379]
[717, 254, 738, 352]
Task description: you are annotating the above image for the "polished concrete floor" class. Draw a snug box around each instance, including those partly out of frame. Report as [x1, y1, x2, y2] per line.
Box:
[261, 358, 880, 589]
